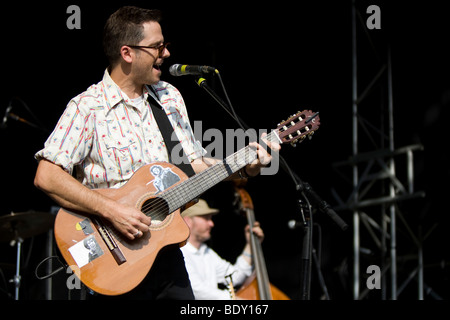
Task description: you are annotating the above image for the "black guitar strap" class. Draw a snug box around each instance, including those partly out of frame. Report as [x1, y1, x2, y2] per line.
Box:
[146, 88, 196, 178]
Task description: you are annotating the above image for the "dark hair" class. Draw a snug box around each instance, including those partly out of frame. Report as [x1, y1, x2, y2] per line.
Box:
[103, 6, 162, 67]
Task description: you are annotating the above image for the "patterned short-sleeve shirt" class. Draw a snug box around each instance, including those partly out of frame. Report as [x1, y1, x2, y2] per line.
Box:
[35, 69, 206, 189]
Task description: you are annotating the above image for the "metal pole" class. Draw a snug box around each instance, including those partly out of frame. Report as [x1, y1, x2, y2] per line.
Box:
[46, 229, 54, 300]
[387, 46, 397, 300]
[351, 0, 360, 300]
[13, 238, 23, 300]
[418, 226, 424, 299]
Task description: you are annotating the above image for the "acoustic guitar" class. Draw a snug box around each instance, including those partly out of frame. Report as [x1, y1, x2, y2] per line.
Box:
[54, 110, 320, 295]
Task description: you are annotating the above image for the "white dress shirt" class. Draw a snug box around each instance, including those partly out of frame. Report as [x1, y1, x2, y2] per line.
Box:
[181, 242, 253, 300]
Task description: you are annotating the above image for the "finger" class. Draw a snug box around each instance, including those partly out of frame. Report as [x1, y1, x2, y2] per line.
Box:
[248, 142, 258, 150]
[260, 133, 281, 152]
[252, 222, 263, 234]
[132, 229, 143, 239]
[256, 147, 272, 166]
[137, 221, 151, 233]
[129, 214, 151, 230]
[137, 216, 152, 229]
[252, 227, 264, 236]
[140, 214, 152, 226]
[125, 230, 136, 241]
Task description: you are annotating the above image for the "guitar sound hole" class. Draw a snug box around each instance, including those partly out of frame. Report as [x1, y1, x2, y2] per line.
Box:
[141, 197, 169, 225]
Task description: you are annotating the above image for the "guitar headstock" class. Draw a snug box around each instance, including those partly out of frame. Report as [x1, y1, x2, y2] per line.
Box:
[276, 110, 320, 146]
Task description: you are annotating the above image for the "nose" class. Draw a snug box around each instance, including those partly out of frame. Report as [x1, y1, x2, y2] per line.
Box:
[161, 47, 170, 59]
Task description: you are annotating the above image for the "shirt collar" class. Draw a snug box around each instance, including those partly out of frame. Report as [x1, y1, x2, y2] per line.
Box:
[101, 69, 153, 114]
[185, 242, 209, 255]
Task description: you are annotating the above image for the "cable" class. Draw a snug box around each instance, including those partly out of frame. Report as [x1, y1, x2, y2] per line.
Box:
[216, 71, 248, 133]
[35, 256, 66, 280]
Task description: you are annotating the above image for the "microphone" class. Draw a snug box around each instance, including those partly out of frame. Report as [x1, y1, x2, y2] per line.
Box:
[169, 64, 217, 76]
[0, 105, 12, 129]
[288, 220, 304, 230]
[301, 182, 348, 231]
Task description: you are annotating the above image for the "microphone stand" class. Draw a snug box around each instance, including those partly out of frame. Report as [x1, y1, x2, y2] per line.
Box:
[297, 194, 313, 300]
[194, 75, 347, 300]
[1, 97, 50, 134]
[7, 111, 49, 133]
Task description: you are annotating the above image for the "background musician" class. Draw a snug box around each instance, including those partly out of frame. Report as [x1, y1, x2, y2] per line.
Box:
[181, 199, 264, 300]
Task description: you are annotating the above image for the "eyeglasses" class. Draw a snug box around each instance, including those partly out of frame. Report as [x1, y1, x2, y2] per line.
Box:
[127, 42, 170, 57]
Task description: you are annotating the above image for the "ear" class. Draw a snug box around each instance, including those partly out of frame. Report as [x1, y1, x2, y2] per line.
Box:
[119, 45, 134, 64]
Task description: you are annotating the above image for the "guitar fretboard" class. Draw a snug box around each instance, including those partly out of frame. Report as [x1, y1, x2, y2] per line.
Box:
[161, 130, 280, 212]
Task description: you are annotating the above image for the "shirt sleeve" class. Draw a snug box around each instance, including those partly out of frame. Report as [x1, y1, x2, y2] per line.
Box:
[34, 99, 93, 174]
[181, 245, 254, 300]
[210, 251, 253, 299]
[182, 247, 234, 300]
[230, 254, 254, 288]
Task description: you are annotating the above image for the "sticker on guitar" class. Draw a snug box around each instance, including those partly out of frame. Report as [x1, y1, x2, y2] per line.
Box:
[146, 164, 181, 193]
[68, 235, 104, 268]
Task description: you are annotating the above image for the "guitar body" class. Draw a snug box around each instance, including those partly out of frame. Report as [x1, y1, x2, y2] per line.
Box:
[54, 162, 190, 296]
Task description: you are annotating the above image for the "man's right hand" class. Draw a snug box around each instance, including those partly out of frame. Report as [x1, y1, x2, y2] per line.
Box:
[103, 202, 152, 240]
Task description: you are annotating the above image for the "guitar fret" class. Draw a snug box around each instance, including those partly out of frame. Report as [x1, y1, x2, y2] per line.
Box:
[162, 157, 245, 211]
[160, 131, 276, 212]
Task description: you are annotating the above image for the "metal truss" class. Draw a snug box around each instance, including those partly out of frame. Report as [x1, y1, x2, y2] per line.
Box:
[331, 0, 426, 300]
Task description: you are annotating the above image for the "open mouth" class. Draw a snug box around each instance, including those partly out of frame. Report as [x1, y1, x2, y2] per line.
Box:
[153, 63, 162, 71]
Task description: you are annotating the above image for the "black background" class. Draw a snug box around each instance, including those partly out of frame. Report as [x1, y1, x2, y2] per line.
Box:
[1, 0, 449, 301]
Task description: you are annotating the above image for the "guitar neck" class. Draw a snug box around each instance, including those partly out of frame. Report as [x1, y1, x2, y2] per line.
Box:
[162, 130, 280, 212]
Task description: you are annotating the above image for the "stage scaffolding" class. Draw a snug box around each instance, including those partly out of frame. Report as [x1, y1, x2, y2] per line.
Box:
[331, 1, 425, 300]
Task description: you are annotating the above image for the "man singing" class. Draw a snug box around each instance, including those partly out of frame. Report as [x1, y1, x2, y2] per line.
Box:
[34, 6, 279, 299]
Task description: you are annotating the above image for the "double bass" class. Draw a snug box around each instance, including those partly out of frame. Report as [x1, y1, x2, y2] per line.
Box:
[232, 183, 290, 300]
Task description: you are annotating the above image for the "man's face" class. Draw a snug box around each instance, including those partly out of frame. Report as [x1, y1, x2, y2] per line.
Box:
[189, 214, 215, 243]
[132, 21, 170, 85]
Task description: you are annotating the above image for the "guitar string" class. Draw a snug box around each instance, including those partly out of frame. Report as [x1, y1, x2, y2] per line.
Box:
[138, 129, 282, 221]
[139, 143, 260, 220]
[144, 112, 313, 216]
[138, 129, 283, 219]
[140, 148, 253, 220]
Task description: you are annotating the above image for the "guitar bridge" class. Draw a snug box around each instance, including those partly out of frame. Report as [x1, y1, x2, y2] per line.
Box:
[93, 218, 126, 265]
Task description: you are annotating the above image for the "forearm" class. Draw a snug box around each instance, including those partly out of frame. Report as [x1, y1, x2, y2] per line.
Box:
[34, 159, 115, 218]
[34, 159, 151, 240]
[241, 243, 253, 265]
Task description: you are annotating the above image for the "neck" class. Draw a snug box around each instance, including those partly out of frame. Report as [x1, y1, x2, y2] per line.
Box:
[110, 64, 144, 99]
[188, 238, 203, 250]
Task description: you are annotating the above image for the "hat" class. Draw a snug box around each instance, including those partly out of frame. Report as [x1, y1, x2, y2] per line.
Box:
[181, 199, 219, 218]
